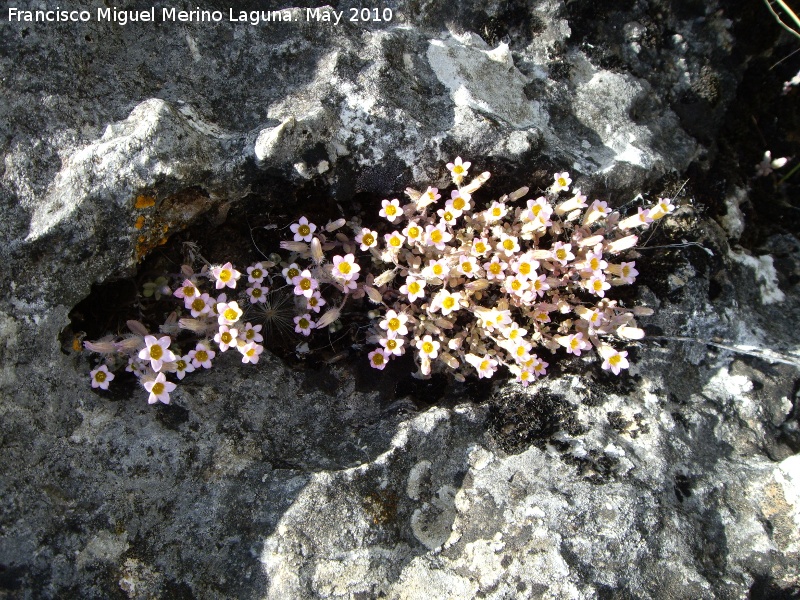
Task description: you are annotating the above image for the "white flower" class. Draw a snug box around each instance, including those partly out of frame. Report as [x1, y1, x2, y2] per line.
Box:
[247, 262, 267, 284]
[247, 283, 268, 304]
[290, 216, 317, 242]
[281, 263, 302, 285]
[242, 322, 264, 344]
[425, 223, 452, 250]
[484, 201, 507, 222]
[446, 156, 471, 183]
[586, 273, 611, 297]
[332, 253, 361, 282]
[239, 342, 264, 364]
[558, 332, 589, 356]
[143, 372, 177, 405]
[216, 301, 244, 325]
[416, 335, 440, 359]
[432, 289, 462, 316]
[380, 336, 405, 356]
[379, 198, 402, 222]
[496, 233, 520, 257]
[211, 262, 242, 290]
[292, 270, 318, 298]
[356, 228, 378, 250]
[445, 189, 472, 216]
[294, 314, 316, 336]
[399, 275, 426, 302]
[380, 310, 409, 336]
[188, 342, 215, 369]
[600, 346, 629, 375]
[483, 256, 508, 280]
[465, 353, 498, 379]
[551, 241, 575, 265]
[90, 365, 114, 390]
[384, 231, 406, 251]
[552, 171, 572, 193]
[368, 348, 390, 370]
[214, 325, 239, 352]
[138, 335, 176, 372]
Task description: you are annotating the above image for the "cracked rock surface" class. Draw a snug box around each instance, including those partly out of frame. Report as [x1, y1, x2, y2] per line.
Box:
[1, 0, 799, 598]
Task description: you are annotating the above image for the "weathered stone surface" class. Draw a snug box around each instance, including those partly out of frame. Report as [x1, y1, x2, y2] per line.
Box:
[1, 0, 798, 598]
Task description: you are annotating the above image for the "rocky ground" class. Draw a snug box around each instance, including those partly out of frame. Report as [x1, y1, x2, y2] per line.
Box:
[1, 0, 799, 598]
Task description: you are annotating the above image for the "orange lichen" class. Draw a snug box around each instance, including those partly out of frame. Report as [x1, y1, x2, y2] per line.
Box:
[134, 195, 156, 209]
[134, 216, 145, 229]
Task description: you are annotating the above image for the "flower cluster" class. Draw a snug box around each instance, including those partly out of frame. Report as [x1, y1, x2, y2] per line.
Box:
[85, 158, 670, 403]
[358, 160, 668, 384]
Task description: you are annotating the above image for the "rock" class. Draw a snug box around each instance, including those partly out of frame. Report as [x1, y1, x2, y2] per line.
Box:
[1, 0, 798, 598]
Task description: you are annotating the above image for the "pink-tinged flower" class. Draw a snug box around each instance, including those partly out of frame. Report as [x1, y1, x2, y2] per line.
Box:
[90, 365, 114, 390]
[619, 261, 638, 284]
[528, 355, 549, 377]
[446, 189, 472, 216]
[530, 274, 550, 298]
[559, 332, 589, 356]
[423, 258, 449, 280]
[173, 279, 200, 302]
[380, 310, 409, 336]
[282, 263, 302, 285]
[290, 216, 317, 242]
[138, 335, 176, 372]
[465, 353, 498, 379]
[581, 249, 608, 274]
[436, 207, 458, 226]
[458, 256, 480, 279]
[432, 289, 462, 316]
[214, 325, 239, 352]
[211, 262, 241, 290]
[619, 207, 654, 230]
[216, 301, 243, 325]
[503, 274, 529, 297]
[648, 198, 676, 221]
[555, 189, 588, 215]
[416, 335, 440, 359]
[511, 252, 539, 280]
[239, 342, 264, 364]
[292, 270, 318, 298]
[306, 291, 326, 313]
[471, 237, 491, 256]
[355, 228, 378, 251]
[399, 275, 426, 302]
[583, 199, 611, 225]
[484, 201, 507, 222]
[384, 231, 406, 251]
[483, 256, 508, 281]
[552, 171, 572, 193]
[418, 186, 441, 209]
[379, 198, 402, 222]
[522, 197, 553, 225]
[586, 273, 611, 297]
[242, 322, 264, 344]
[601, 347, 629, 375]
[246, 262, 267, 284]
[143, 372, 177, 405]
[402, 221, 424, 244]
[188, 293, 213, 317]
[575, 305, 605, 327]
[172, 355, 195, 380]
[446, 156, 471, 182]
[332, 254, 361, 282]
[425, 223, 452, 250]
[188, 342, 215, 369]
[497, 233, 520, 257]
[368, 348, 390, 370]
[294, 314, 316, 336]
[380, 336, 405, 356]
[247, 283, 268, 304]
[551, 242, 575, 265]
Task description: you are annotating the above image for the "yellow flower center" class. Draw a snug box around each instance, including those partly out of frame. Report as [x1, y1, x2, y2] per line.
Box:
[475, 242, 486, 253]
[453, 197, 465, 210]
[219, 269, 231, 282]
[221, 332, 232, 344]
[176, 360, 187, 370]
[363, 233, 375, 246]
[385, 205, 397, 216]
[534, 280, 542, 290]
[556, 249, 567, 260]
[443, 297, 455, 310]
[386, 339, 397, 350]
[251, 268, 263, 279]
[196, 350, 208, 362]
[192, 298, 206, 312]
[409, 282, 420, 294]
[338, 262, 352, 275]
[516, 346, 525, 357]
[149, 345, 163, 360]
[590, 258, 599, 270]
[492, 207, 501, 217]
[531, 205, 542, 216]
[622, 266, 630, 277]
[430, 230, 443, 243]
[184, 286, 196, 297]
[519, 263, 530, 276]
[308, 297, 319, 307]
[453, 165, 464, 174]
[298, 224, 311, 236]
[480, 360, 489, 371]
[373, 353, 385, 365]
[570, 339, 579, 349]
[287, 268, 300, 279]
[408, 227, 420, 239]
[299, 318, 309, 329]
[422, 341, 434, 354]
[95, 371, 107, 382]
[511, 280, 522, 291]
[593, 280, 603, 291]
[443, 211, 454, 222]
[246, 348, 256, 357]
[558, 177, 567, 187]
[300, 279, 312, 290]
[490, 263, 502, 275]
[388, 318, 400, 331]
[432, 264, 443, 276]
[390, 236, 401, 247]
[152, 382, 164, 395]
[462, 262, 473, 273]
[246, 329, 255, 339]
[609, 354, 621, 366]
[224, 308, 238, 321]
[503, 239, 515, 251]
[252, 288, 262, 298]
